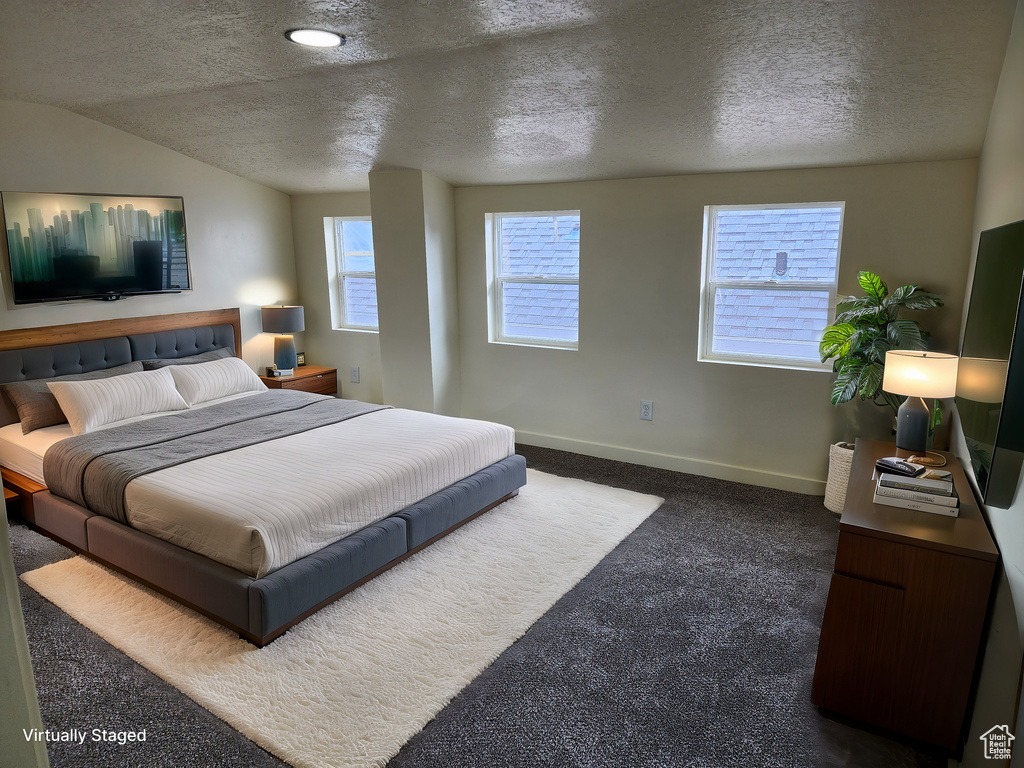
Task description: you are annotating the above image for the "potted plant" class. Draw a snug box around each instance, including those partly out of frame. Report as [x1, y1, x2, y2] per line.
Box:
[818, 271, 944, 512]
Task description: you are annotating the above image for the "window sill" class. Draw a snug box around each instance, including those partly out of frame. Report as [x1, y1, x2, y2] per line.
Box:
[489, 339, 578, 352]
[698, 353, 831, 373]
[332, 326, 379, 335]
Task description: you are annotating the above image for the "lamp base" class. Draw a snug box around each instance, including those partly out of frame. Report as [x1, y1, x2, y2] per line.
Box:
[895, 396, 930, 454]
[273, 335, 297, 371]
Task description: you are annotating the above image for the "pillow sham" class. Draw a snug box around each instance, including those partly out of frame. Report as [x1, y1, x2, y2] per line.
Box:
[141, 347, 232, 370]
[2, 361, 145, 434]
[168, 356, 266, 407]
[47, 367, 188, 435]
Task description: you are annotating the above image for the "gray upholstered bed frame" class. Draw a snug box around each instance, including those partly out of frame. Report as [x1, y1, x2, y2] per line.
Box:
[0, 309, 526, 646]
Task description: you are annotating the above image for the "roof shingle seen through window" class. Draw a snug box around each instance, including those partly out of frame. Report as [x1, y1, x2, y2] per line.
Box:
[500, 215, 580, 278]
[344, 276, 378, 327]
[712, 287, 830, 359]
[714, 207, 841, 284]
[497, 213, 580, 345]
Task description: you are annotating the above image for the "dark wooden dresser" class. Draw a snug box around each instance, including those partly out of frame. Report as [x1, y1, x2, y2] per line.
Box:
[812, 438, 999, 752]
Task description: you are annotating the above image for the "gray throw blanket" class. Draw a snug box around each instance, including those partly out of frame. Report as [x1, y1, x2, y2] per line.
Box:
[44, 391, 388, 524]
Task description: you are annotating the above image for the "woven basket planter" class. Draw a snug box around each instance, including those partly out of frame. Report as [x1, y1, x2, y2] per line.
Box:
[824, 442, 856, 514]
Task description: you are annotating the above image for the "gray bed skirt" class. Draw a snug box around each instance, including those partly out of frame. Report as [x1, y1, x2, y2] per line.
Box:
[29, 454, 527, 645]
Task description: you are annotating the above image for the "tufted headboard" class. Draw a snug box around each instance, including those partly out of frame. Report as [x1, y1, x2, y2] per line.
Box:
[0, 308, 242, 428]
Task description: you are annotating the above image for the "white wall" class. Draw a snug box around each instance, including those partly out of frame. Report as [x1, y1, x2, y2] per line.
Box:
[422, 172, 461, 415]
[970, 0, 1024, 652]
[455, 161, 978, 493]
[290, 190, 383, 403]
[955, 0, 1024, 764]
[0, 101, 298, 370]
[1, 500, 49, 768]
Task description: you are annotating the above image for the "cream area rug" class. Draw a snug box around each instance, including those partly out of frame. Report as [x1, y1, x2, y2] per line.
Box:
[22, 469, 663, 768]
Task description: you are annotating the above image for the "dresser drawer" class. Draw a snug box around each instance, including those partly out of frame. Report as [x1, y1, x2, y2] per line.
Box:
[282, 370, 337, 395]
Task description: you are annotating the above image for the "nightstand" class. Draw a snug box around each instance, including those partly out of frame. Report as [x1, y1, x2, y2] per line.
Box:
[2, 467, 47, 523]
[259, 365, 337, 396]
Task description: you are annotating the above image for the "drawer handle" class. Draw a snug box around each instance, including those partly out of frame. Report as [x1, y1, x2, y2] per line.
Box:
[316, 374, 323, 378]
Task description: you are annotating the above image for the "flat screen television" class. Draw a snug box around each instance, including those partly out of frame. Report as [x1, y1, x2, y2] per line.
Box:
[1, 191, 191, 303]
[957, 217, 1024, 509]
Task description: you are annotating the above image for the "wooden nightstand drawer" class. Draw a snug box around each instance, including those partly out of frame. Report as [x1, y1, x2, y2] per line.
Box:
[259, 365, 338, 396]
[282, 370, 336, 395]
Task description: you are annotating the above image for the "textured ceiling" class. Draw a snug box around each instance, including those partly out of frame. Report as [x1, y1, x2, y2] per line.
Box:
[0, 0, 1014, 193]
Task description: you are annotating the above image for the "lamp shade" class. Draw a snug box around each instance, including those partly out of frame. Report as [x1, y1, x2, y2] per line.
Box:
[956, 357, 1009, 403]
[882, 351, 959, 398]
[261, 305, 305, 334]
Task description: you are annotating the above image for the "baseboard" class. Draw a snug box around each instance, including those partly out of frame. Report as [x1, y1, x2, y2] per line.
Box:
[515, 430, 827, 496]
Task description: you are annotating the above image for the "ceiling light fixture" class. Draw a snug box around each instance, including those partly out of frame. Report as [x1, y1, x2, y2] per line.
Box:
[285, 29, 345, 48]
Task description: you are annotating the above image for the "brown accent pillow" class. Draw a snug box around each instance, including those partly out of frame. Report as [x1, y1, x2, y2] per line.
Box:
[2, 361, 144, 434]
[141, 347, 232, 370]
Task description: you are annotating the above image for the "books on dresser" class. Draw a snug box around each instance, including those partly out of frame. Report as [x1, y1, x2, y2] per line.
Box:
[874, 472, 959, 517]
[878, 472, 954, 495]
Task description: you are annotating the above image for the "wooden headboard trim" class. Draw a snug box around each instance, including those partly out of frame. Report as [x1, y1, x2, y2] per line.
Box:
[0, 308, 242, 356]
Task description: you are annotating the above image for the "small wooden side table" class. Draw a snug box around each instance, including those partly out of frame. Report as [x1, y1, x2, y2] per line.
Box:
[259, 365, 337, 396]
[2, 467, 47, 523]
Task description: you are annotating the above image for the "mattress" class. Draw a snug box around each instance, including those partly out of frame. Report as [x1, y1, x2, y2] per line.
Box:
[2, 402, 515, 578]
[0, 390, 260, 485]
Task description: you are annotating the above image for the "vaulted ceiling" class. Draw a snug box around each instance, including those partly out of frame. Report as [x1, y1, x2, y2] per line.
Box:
[0, 0, 1014, 193]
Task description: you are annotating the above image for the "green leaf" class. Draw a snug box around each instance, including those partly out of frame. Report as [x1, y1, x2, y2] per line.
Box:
[858, 362, 884, 401]
[902, 291, 944, 311]
[819, 323, 856, 361]
[887, 319, 925, 349]
[845, 327, 882, 357]
[858, 271, 888, 301]
[866, 337, 892, 363]
[881, 285, 917, 320]
[831, 366, 862, 405]
[835, 304, 887, 325]
[834, 296, 861, 316]
[835, 294, 881, 320]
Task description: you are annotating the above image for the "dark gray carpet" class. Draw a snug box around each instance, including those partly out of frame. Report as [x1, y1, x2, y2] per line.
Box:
[8, 445, 946, 768]
[387, 446, 947, 768]
[10, 527, 288, 768]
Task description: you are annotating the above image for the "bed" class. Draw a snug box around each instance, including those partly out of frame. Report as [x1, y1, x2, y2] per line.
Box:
[0, 308, 527, 645]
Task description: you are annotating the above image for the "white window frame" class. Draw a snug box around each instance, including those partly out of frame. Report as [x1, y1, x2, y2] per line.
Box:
[698, 202, 844, 372]
[324, 215, 378, 333]
[486, 210, 580, 350]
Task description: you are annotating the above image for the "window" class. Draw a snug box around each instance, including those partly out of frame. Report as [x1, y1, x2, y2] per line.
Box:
[488, 211, 580, 349]
[699, 203, 844, 370]
[325, 216, 378, 331]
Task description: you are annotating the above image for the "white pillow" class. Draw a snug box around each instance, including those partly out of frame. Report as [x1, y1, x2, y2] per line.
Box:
[47, 367, 189, 435]
[169, 356, 266, 407]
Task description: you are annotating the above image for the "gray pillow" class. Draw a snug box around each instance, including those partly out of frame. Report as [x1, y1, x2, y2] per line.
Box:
[3, 361, 145, 434]
[141, 347, 233, 370]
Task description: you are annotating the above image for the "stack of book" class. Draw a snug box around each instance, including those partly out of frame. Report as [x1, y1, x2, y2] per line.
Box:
[874, 472, 959, 517]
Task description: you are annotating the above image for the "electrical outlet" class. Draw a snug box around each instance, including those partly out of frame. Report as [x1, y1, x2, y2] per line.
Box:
[350, 366, 360, 384]
[640, 400, 653, 421]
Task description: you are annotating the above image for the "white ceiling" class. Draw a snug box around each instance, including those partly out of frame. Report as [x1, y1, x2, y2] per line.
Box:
[0, 0, 1014, 194]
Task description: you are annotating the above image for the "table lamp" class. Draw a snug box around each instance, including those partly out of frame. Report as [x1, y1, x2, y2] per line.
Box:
[882, 350, 959, 453]
[261, 305, 304, 372]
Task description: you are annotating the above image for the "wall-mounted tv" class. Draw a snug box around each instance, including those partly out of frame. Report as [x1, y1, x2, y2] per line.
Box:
[957, 217, 1024, 509]
[1, 191, 191, 303]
